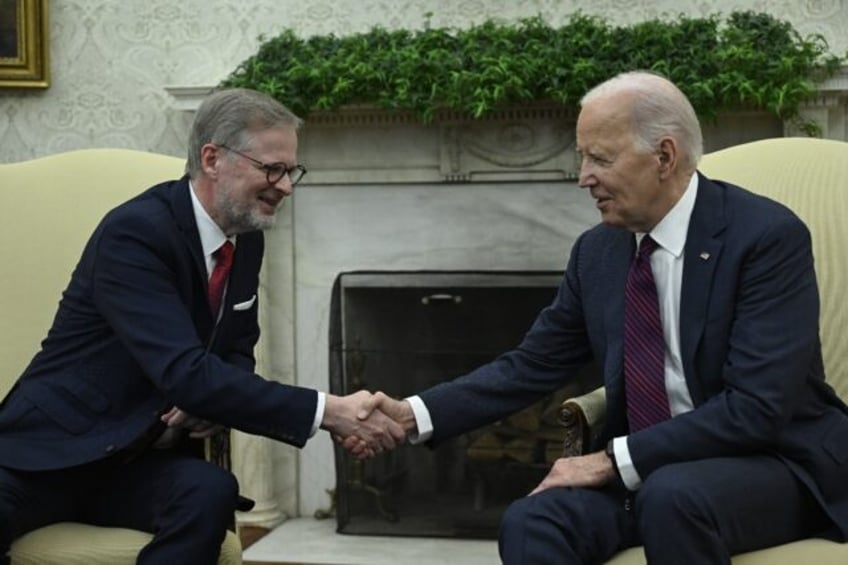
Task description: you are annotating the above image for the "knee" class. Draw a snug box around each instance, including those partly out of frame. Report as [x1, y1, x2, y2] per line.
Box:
[637, 465, 714, 528]
[499, 493, 564, 542]
[499, 496, 535, 563]
[176, 462, 239, 518]
[499, 489, 594, 565]
[501, 495, 532, 527]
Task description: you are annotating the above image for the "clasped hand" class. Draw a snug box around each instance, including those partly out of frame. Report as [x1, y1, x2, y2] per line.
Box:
[324, 391, 415, 460]
[322, 390, 413, 460]
[161, 406, 223, 439]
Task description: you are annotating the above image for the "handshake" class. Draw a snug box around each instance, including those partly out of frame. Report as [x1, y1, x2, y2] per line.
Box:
[320, 391, 414, 460]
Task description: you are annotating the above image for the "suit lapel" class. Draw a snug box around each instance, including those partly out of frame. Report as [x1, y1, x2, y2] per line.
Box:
[169, 176, 217, 335]
[604, 229, 636, 396]
[170, 176, 207, 278]
[679, 174, 727, 405]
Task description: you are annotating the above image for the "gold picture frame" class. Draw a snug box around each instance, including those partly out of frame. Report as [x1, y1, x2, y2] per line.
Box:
[0, 0, 49, 88]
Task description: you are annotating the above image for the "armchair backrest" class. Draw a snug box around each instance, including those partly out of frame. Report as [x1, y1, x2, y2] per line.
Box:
[699, 137, 848, 401]
[0, 149, 185, 397]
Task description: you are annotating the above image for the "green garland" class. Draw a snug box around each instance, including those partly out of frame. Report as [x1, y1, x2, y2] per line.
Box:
[221, 11, 843, 135]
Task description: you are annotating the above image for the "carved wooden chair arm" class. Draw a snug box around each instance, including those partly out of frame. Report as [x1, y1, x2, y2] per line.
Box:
[558, 386, 607, 457]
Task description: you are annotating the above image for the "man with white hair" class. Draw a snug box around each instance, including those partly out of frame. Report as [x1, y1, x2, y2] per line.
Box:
[359, 71, 847, 563]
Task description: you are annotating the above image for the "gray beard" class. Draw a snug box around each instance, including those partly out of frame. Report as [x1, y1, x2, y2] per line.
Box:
[215, 187, 277, 234]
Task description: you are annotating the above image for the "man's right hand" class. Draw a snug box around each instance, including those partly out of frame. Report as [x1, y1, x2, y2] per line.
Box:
[321, 390, 406, 459]
[357, 391, 417, 435]
[333, 391, 419, 458]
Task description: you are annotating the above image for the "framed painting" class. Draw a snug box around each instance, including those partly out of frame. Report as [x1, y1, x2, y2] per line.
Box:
[0, 0, 49, 88]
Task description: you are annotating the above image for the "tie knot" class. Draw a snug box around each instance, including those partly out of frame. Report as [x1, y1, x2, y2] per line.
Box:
[638, 235, 658, 258]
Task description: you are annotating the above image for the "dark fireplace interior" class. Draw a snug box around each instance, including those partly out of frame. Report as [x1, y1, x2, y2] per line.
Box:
[329, 271, 598, 538]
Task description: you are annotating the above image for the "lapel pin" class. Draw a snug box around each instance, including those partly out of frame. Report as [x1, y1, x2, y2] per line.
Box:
[699, 252, 710, 260]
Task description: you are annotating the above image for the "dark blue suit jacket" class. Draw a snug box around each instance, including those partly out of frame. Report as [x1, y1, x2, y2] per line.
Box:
[419, 174, 848, 539]
[0, 177, 317, 470]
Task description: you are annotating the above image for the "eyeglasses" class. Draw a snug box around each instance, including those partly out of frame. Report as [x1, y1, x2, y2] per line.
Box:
[219, 144, 307, 186]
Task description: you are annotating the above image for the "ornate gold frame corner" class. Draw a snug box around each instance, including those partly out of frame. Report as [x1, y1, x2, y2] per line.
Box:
[0, 0, 49, 89]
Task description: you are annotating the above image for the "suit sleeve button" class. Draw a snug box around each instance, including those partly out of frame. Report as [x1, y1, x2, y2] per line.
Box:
[105, 444, 116, 453]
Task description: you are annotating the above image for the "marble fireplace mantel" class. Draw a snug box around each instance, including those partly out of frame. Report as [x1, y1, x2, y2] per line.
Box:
[166, 78, 847, 530]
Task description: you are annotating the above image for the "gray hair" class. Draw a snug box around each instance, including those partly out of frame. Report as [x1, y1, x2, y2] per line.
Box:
[581, 71, 703, 171]
[186, 88, 303, 177]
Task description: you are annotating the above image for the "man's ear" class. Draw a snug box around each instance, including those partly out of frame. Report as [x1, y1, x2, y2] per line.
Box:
[657, 137, 677, 178]
[199, 143, 220, 179]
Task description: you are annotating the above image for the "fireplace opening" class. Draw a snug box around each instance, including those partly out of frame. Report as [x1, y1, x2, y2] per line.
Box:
[329, 271, 599, 538]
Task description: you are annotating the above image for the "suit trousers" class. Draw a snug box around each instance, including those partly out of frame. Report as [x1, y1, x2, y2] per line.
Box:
[499, 455, 830, 565]
[0, 449, 239, 565]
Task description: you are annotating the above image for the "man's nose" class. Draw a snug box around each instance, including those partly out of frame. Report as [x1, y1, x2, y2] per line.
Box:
[273, 175, 294, 195]
[577, 166, 595, 189]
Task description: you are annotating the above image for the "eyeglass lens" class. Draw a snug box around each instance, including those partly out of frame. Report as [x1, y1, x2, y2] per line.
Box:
[266, 164, 306, 186]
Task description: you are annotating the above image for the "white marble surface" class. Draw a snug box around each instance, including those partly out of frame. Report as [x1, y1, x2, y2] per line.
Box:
[242, 517, 500, 564]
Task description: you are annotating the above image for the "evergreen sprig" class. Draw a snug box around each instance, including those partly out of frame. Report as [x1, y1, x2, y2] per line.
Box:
[221, 11, 843, 134]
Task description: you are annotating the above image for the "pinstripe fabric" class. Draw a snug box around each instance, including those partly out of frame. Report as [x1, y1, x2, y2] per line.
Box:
[624, 236, 670, 431]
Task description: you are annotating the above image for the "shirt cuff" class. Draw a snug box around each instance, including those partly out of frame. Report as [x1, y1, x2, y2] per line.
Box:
[406, 395, 433, 444]
[615, 436, 643, 490]
[310, 391, 326, 438]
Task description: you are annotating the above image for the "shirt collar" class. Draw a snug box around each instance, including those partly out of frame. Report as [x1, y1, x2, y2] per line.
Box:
[643, 172, 698, 258]
[189, 180, 235, 258]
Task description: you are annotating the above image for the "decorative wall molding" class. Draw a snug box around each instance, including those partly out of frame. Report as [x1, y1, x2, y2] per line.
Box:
[164, 85, 214, 111]
[816, 66, 848, 95]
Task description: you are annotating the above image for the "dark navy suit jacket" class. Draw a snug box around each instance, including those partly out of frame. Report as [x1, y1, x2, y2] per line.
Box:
[419, 173, 848, 539]
[0, 177, 318, 470]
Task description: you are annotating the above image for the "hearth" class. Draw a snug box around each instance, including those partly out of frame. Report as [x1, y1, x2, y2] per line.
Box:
[328, 271, 598, 538]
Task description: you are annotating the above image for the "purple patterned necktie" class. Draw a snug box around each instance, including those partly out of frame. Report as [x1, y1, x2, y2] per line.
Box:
[624, 235, 671, 432]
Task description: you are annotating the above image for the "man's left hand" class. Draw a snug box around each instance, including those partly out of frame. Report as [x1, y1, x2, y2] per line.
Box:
[530, 451, 617, 495]
[161, 406, 223, 439]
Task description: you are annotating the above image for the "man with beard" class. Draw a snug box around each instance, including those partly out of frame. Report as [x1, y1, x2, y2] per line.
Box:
[0, 88, 404, 564]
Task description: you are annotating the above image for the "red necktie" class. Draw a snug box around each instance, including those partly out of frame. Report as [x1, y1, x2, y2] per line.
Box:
[208, 241, 234, 316]
[624, 235, 671, 432]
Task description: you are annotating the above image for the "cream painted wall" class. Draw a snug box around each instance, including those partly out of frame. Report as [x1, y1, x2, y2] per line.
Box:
[0, 0, 846, 163]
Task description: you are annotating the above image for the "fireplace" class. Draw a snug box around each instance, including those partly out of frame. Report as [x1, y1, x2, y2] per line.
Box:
[329, 271, 599, 537]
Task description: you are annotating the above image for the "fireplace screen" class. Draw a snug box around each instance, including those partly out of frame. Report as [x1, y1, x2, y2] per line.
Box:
[329, 271, 598, 538]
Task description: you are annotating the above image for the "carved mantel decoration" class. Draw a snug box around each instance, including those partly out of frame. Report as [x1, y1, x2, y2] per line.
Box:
[297, 103, 580, 185]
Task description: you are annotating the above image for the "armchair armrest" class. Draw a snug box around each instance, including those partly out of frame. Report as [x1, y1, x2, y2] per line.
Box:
[558, 386, 607, 457]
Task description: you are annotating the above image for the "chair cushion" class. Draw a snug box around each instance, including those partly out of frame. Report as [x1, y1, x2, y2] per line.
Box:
[607, 538, 847, 564]
[9, 522, 242, 565]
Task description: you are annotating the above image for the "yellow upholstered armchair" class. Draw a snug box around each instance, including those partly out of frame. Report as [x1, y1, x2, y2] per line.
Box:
[558, 137, 848, 564]
[0, 150, 242, 564]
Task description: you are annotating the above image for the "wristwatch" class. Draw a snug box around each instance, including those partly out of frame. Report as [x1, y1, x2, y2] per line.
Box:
[605, 439, 622, 480]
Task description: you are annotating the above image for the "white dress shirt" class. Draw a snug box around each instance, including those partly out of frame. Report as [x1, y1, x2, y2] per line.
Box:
[612, 172, 698, 489]
[188, 182, 323, 437]
[407, 173, 700, 491]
